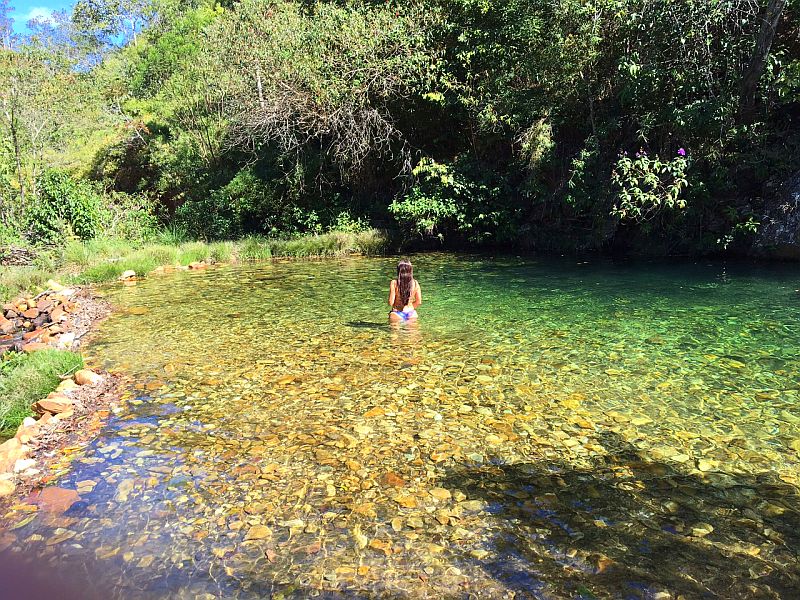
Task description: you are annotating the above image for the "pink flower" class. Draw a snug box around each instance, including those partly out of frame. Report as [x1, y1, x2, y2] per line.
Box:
[678, 148, 686, 156]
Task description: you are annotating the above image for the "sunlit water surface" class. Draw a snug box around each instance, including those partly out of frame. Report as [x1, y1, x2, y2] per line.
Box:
[2, 255, 800, 598]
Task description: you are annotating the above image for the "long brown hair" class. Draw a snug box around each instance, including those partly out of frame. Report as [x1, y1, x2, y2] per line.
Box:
[396, 259, 414, 306]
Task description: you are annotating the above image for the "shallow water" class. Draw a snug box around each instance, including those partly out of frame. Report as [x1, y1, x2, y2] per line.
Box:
[2, 254, 800, 598]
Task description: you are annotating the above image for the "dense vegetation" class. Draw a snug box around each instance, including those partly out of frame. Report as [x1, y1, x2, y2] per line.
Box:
[1, 0, 798, 256]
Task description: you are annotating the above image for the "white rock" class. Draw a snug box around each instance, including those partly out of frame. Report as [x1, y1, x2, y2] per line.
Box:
[118, 270, 136, 281]
[22, 417, 37, 428]
[74, 369, 103, 386]
[57, 332, 76, 349]
[13, 458, 36, 472]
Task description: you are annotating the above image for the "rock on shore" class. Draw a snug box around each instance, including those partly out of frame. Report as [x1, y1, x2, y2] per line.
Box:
[0, 283, 79, 354]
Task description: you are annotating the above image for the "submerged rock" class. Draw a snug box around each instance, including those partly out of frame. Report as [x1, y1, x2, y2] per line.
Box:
[28, 486, 80, 513]
[0, 479, 15, 497]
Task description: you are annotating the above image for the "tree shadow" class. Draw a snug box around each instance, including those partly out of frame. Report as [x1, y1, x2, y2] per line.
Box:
[441, 430, 800, 599]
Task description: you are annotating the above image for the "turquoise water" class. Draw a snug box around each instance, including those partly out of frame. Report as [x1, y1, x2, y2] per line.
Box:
[1, 255, 799, 598]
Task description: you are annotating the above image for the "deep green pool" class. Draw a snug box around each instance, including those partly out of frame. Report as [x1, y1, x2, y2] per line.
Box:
[2, 254, 800, 598]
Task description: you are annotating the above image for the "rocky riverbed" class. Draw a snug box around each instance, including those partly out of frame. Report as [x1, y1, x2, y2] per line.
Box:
[0, 256, 799, 599]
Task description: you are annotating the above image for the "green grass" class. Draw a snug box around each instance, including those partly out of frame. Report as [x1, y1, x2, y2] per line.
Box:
[0, 350, 84, 437]
[0, 229, 389, 301]
[238, 230, 388, 261]
[0, 266, 52, 302]
[238, 236, 273, 261]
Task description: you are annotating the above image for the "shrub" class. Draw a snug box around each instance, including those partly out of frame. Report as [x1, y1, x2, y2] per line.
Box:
[390, 157, 509, 243]
[27, 170, 103, 243]
[102, 191, 160, 242]
[611, 150, 690, 222]
[175, 168, 319, 239]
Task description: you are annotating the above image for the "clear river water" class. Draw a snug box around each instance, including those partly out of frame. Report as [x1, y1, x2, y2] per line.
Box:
[1, 254, 800, 599]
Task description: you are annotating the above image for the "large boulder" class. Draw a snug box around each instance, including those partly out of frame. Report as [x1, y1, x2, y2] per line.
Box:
[755, 171, 800, 259]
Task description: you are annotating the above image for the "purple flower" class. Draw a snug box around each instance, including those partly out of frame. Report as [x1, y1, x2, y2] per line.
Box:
[678, 148, 686, 156]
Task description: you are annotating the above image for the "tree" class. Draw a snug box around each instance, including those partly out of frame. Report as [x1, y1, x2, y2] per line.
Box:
[739, 0, 787, 122]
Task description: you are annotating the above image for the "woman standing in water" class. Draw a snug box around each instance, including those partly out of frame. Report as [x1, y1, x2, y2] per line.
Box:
[388, 259, 422, 322]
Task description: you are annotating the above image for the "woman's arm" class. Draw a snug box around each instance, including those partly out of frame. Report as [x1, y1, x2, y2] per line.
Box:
[388, 279, 396, 307]
[412, 281, 422, 308]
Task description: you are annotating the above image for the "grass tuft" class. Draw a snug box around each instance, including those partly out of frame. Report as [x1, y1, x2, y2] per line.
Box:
[0, 266, 52, 301]
[176, 242, 211, 265]
[0, 350, 84, 437]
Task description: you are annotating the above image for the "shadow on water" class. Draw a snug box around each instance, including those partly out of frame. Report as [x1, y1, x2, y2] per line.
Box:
[441, 431, 800, 599]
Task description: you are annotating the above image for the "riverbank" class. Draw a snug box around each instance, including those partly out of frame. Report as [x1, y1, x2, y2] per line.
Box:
[0, 229, 389, 302]
[0, 282, 119, 504]
[0, 230, 387, 503]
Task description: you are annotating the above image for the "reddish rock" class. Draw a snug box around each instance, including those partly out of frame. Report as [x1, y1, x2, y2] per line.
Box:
[22, 328, 45, 341]
[36, 298, 52, 312]
[380, 472, 407, 488]
[0, 317, 14, 334]
[21, 342, 48, 353]
[50, 306, 64, 322]
[14, 418, 39, 441]
[188, 261, 208, 270]
[0, 438, 24, 473]
[33, 397, 73, 415]
[22, 308, 39, 319]
[28, 487, 80, 513]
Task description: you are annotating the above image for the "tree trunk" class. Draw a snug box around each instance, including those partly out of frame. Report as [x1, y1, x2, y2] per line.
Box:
[6, 78, 24, 208]
[255, 63, 265, 109]
[738, 0, 786, 123]
[10, 107, 23, 206]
